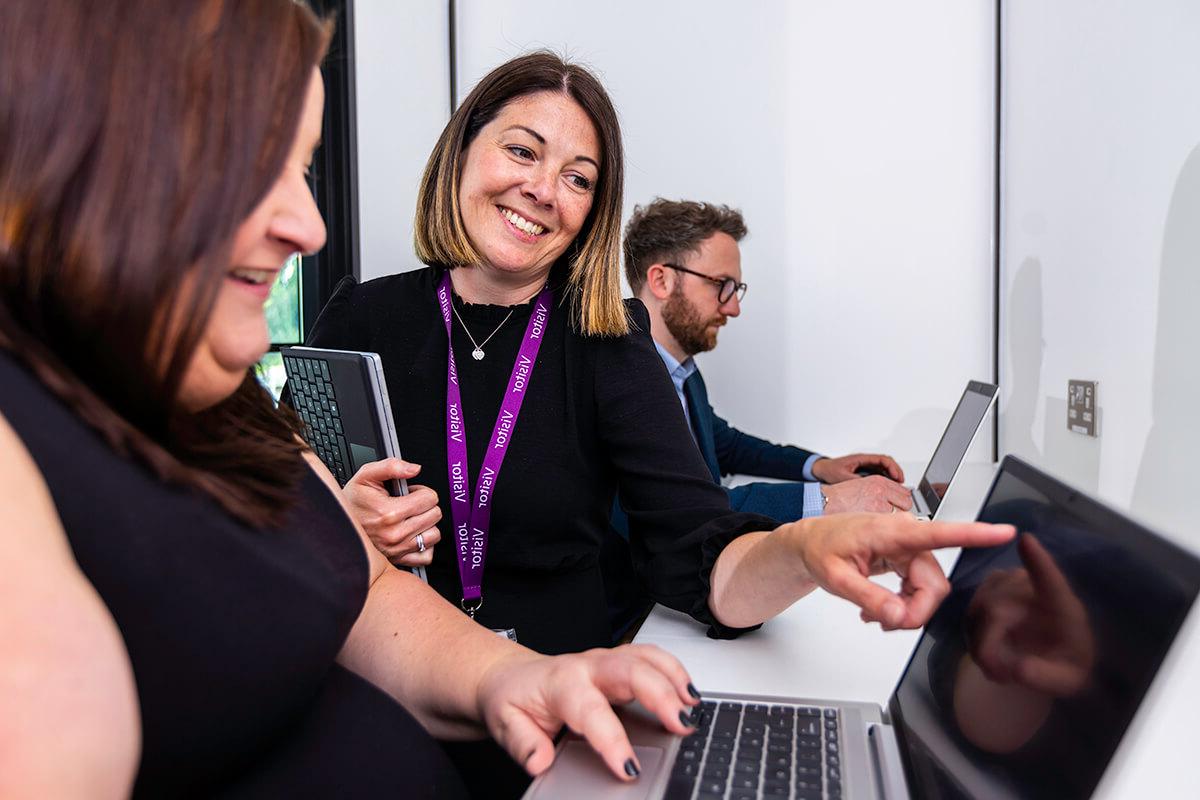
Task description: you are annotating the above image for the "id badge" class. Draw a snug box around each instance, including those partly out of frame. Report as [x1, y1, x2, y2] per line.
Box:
[493, 627, 518, 642]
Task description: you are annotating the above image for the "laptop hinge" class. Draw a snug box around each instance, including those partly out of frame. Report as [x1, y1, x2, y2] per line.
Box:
[910, 490, 928, 518]
[868, 723, 909, 800]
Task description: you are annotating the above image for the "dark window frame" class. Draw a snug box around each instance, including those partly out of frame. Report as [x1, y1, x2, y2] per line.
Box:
[272, 0, 359, 350]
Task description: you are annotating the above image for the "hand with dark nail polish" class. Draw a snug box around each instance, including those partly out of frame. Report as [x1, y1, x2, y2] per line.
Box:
[476, 642, 695, 781]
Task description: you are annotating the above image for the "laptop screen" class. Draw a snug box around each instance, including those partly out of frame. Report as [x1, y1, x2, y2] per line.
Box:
[917, 381, 997, 516]
[890, 456, 1200, 799]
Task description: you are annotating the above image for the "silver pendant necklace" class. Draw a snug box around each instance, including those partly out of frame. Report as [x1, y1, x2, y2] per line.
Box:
[449, 281, 549, 361]
[452, 302, 514, 361]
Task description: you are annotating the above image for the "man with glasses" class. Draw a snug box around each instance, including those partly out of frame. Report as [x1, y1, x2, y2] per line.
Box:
[622, 197, 910, 518]
[604, 199, 912, 639]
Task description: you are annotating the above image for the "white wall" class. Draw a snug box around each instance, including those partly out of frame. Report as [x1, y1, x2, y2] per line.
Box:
[1001, 5, 1200, 796]
[454, 0, 996, 465]
[1000, 0, 1200, 546]
[354, 0, 450, 281]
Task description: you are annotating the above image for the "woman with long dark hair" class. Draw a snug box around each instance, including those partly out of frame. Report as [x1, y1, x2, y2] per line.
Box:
[0, 2, 701, 795]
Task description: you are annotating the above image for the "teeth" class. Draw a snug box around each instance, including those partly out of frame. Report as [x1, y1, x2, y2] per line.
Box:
[500, 207, 545, 235]
[230, 268, 274, 285]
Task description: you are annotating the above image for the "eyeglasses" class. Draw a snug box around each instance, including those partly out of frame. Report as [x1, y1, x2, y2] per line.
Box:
[662, 263, 748, 304]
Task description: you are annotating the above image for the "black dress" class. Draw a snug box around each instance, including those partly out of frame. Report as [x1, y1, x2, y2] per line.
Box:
[303, 266, 776, 655]
[0, 350, 469, 798]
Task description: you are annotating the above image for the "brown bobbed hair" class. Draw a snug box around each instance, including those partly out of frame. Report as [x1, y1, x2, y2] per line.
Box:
[414, 51, 629, 337]
[0, 0, 331, 528]
[623, 199, 748, 295]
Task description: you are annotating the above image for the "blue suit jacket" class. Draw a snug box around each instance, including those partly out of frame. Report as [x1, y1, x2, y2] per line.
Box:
[685, 368, 817, 521]
[604, 367, 818, 641]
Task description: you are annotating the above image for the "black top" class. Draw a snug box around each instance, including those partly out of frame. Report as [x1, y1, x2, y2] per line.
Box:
[0, 350, 467, 799]
[303, 266, 775, 655]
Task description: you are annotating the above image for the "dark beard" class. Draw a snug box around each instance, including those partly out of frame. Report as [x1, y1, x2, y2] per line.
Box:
[662, 288, 720, 356]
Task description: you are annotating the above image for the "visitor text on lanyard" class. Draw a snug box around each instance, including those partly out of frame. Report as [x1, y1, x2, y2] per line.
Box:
[437, 272, 553, 616]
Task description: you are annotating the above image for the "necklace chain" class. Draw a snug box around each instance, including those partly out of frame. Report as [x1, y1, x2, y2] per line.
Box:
[452, 303, 514, 360]
[450, 283, 547, 361]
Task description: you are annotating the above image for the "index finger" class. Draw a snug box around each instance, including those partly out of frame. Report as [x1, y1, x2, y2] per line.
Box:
[858, 453, 905, 482]
[885, 519, 1017, 554]
[879, 455, 905, 483]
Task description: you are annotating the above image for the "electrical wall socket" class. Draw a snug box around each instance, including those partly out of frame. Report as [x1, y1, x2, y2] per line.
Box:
[1068, 380, 1098, 436]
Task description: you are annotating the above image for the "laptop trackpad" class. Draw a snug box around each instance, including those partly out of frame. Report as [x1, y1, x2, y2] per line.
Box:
[533, 742, 663, 799]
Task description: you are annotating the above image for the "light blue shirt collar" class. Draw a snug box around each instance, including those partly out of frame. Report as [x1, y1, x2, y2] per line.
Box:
[653, 341, 697, 415]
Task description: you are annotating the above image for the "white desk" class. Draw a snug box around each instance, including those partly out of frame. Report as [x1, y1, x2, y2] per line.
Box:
[633, 461, 1200, 798]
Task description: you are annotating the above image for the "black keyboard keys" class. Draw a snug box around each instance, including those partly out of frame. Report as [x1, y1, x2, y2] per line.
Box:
[666, 699, 844, 800]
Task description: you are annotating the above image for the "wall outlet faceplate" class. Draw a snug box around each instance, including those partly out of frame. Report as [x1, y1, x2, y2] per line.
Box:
[1068, 379, 1098, 436]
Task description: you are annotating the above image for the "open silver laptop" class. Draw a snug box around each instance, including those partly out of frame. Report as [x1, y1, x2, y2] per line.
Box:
[524, 455, 1200, 799]
[281, 346, 426, 582]
[906, 380, 998, 520]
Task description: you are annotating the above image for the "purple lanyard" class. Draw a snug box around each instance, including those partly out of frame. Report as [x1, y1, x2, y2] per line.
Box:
[437, 272, 553, 615]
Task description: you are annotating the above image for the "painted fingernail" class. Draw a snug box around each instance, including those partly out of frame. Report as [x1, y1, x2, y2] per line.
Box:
[680, 709, 696, 728]
[624, 758, 640, 777]
[687, 683, 702, 700]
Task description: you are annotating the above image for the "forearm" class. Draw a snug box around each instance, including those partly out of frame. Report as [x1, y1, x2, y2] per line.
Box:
[717, 427, 814, 482]
[706, 521, 819, 628]
[337, 567, 539, 739]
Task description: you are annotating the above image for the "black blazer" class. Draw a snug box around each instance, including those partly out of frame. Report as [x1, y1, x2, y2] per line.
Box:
[300, 266, 775, 654]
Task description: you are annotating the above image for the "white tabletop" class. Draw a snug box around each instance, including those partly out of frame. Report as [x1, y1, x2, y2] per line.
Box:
[632, 461, 1200, 798]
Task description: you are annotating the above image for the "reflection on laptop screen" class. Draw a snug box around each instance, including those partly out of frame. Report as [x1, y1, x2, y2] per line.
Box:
[918, 382, 997, 515]
[892, 457, 1200, 799]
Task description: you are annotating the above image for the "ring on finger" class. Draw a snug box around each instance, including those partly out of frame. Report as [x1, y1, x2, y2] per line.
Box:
[415, 532, 427, 553]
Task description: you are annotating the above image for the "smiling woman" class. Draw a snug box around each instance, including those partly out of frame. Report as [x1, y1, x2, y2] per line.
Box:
[0, 0, 329, 527]
[2, 6, 715, 798]
[304, 47, 1015, 661]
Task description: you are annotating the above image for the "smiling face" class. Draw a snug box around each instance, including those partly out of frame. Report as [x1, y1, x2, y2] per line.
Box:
[457, 90, 600, 283]
[661, 231, 743, 356]
[177, 68, 327, 411]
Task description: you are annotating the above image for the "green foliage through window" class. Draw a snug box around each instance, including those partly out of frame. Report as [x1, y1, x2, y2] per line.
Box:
[256, 254, 301, 400]
[264, 255, 301, 344]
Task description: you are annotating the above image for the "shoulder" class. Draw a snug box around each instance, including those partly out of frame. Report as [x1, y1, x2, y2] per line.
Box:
[584, 297, 671, 392]
[0, 408, 141, 795]
[359, 266, 439, 295]
[341, 266, 439, 308]
[309, 267, 439, 347]
[578, 298, 652, 349]
[623, 297, 652, 335]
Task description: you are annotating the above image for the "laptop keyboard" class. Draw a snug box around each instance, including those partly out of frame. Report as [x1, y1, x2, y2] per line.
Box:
[666, 700, 842, 800]
[283, 355, 352, 485]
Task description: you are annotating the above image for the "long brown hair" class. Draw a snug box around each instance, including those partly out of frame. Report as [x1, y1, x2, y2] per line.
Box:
[414, 51, 629, 337]
[0, 0, 331, 527]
